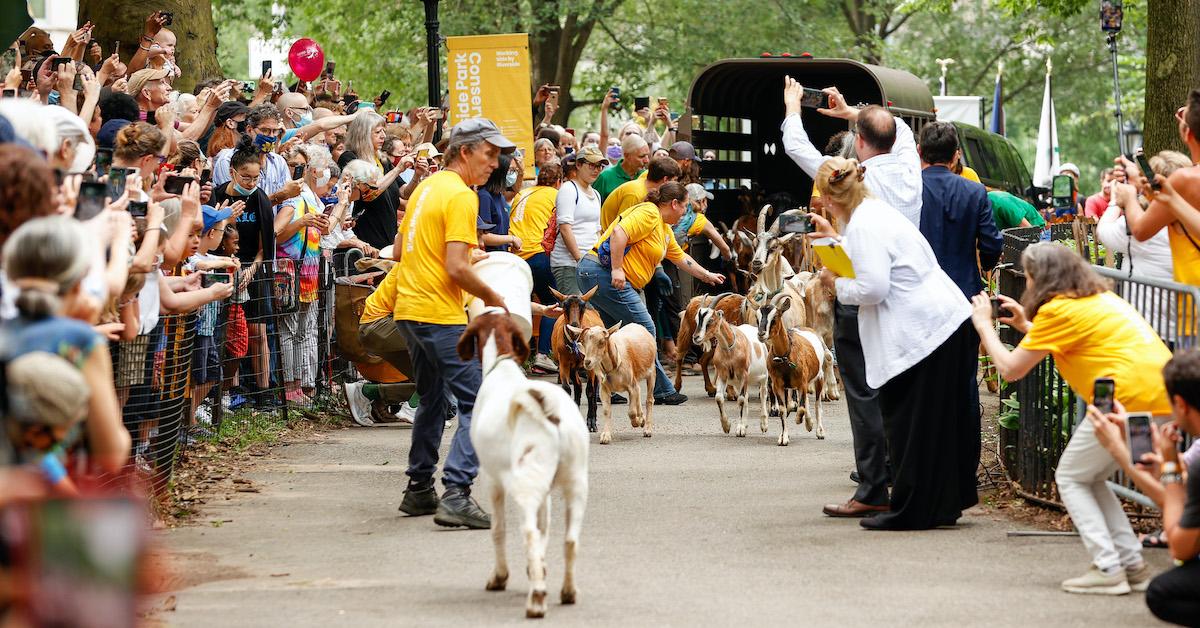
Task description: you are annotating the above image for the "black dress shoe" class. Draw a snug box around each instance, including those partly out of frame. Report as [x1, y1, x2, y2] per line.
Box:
[654, 392, 688, 406]
[610, 393, 627, 405]
[850, 471, 861, 484]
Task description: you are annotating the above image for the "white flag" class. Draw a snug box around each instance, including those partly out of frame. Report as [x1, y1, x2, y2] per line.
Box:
[1032, 68, 1059, 188]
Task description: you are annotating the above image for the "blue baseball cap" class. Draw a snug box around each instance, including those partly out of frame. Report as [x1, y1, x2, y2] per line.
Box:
[202, 204, 233, 232]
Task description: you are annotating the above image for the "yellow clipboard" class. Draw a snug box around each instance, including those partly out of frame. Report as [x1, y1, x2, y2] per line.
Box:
[812, 237, 855, 278]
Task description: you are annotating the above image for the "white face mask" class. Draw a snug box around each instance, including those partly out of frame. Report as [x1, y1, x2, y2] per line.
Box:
[316, 168, 331, 187]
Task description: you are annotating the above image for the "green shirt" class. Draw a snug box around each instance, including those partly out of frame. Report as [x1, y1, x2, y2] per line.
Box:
[593, 160, 643, 202]
[988, 190, 1045, 230]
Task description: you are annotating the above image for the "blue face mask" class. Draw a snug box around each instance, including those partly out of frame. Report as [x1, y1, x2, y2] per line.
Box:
[232, 181, 256, 196]
[296, 112, 313, 127]
[505, 170, 518, 188]
[252, 133, 277, 154]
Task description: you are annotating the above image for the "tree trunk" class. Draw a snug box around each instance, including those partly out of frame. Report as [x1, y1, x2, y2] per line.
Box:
[78, 0, 220, 94]
[1143, 0, 1200, 154]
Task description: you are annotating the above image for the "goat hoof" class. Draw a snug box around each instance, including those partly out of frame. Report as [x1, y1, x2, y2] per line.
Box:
[707, 390, 716, 398]
[526, 589, 547, 618]
[486, 574, 508, 591]
[778, 434, 789, 446]
[736, 425, 746, 437]
[599, 432, 612, 445]
[561, 588, 577, 605]
[643, 430, 652, 438]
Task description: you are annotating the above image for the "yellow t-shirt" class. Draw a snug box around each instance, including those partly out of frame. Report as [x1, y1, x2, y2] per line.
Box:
[509, 185, 558, 260]
[676, 213, 709, 252]
[360, 264, 400, 324]
[592, 201, 685, 290]
[960, 166, 981, 183]
[392, 170, 478, 325]
[1018, 292, 1172, 415]
[600, 178, 648, 230]
[1167, 223, 1200, 286]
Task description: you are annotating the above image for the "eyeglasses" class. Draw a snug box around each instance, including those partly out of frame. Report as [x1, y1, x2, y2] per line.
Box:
[233, 171, 261, 184]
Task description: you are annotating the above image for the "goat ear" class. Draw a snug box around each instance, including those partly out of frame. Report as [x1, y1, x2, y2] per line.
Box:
[777, 296, 792, 313]
[549, 287, 567, 303]
[512, 330, 531, 364]
[456, 326, 479, 362]
[716, 310, 725, 320]
[581, 285, 599, 302]
[737, 232, 754, 247]
[606, 322, 621, 335]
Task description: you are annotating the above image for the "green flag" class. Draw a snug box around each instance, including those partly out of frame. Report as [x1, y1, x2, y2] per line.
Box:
[1, 4, 33, 51]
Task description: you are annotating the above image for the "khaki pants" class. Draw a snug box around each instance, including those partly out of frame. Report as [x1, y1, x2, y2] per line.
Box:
[358, 317, 413, 376]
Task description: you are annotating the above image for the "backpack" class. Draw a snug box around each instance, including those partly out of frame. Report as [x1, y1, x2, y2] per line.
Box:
[541, 182, 577, 255]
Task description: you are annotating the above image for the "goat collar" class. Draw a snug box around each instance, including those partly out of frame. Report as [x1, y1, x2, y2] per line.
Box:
[484, 355, 516, 378]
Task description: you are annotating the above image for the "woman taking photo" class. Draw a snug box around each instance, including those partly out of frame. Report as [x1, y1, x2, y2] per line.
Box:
[337, 110, 404, 250]
[552, 146, 606, 294]
[577, 181, 725, 406]
[806, 157, 976, 532]
[211, 135, 277, 408]
[973, 242, 1170, 595]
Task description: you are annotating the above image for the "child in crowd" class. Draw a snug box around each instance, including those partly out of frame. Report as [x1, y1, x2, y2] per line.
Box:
[184, 205, 240, 438]
[218, 225, 250, 410]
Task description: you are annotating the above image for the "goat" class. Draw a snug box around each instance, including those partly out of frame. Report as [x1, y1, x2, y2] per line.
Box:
[673, 292, 750, 397]
[798, 272, 842, 402]
[757, 296, 829, 446]
[718, 215, 757, 294]
[550, 286, 603, 432]
[457, 312, 589, 619]
[700, 310, 769, 438]
[568, 322, 655, 445]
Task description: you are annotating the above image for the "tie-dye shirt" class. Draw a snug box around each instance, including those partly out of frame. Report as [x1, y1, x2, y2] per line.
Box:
[277, 186, 323, 303]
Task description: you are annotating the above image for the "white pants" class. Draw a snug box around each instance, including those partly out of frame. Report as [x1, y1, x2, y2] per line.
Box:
[1054, 418, 1142, 571]
[280, 300, 318, 387]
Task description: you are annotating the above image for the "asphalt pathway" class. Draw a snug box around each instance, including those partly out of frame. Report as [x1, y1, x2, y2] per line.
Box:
[163, 380, 1173, 627]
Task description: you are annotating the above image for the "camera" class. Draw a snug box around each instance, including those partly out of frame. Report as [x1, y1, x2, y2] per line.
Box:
[161, 11, 174, 26]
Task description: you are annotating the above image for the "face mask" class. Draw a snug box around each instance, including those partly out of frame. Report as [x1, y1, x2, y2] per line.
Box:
[606, 146, 622, 160]
[505, 170, 518, 188]
[316, 168, 331, 187]
[295, 112, 312, 127]
[252, 133, 277, 154]
[232, 181, 256, 196]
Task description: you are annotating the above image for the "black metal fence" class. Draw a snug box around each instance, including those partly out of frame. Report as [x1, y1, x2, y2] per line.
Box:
[996, 225, 1200, 506]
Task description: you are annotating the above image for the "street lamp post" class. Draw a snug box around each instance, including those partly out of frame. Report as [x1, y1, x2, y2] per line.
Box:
[420, 0, 444, 141]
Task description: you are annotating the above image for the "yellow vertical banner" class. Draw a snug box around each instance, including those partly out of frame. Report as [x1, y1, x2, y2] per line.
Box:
[446, 33, 534, 178]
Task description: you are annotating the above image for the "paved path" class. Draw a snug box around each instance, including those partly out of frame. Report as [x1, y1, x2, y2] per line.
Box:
[163, 383, 1171, 627]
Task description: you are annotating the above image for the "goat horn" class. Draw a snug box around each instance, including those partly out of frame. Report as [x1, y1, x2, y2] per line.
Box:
[757, 204, 771, 235]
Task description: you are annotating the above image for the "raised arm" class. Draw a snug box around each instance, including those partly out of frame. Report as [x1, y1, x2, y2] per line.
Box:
[780, 77, 828, 179]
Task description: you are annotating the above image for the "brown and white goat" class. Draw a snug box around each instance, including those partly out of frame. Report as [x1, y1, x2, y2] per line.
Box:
[798, 272, 842, 401]
[568, 322, 656, 445]
[673, 292, 751, 396]
[757, 296, 829, 446]
[457, 311, 588, 619]
[699, 310, 769, 438]
[550, 286, 603, 432]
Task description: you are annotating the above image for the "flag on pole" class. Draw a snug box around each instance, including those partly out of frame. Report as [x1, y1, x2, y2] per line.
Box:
[0, 3, 32, 51]
[989, 64, 1005, 136]
[1032, 60, 1059, 188]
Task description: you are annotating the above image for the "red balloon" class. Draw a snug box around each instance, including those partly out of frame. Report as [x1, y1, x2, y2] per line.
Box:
[288, 38, 326, 83]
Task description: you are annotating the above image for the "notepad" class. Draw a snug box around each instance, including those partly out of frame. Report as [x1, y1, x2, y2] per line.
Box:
[811, 237, 855, 278]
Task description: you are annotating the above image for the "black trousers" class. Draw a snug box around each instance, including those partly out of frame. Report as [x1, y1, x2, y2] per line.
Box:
[834, 302, 890, 506]
[876, 320, 981, 529]
[1147, 559, 1200, 627]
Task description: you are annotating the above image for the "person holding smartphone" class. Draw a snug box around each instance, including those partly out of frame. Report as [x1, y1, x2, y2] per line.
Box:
[973, 242, 1173, 595]
[1086, 349, 1200, 624]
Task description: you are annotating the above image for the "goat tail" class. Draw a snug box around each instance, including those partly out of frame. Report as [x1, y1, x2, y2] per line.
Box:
[507, 387, 562, 432]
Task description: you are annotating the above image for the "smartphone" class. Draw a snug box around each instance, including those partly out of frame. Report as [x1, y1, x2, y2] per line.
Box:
[106, 167, 129, 200]
[127, 200, 147, 218]
[202, 272, 230, 288]
[1051, 174, 1075, 199]
[161, 11, 174, 26]
[325, 61, 336, 78]
[1133, 152, 1160, 191]
[200, 168, 212, 187]
[163, 174, 194, 195]
[93, 148, 112, 174]
[1126, 412, 1154, 465]
[609, 86, 621, 106]
[261, 59, 271, 77]
[779, 213, 814, 235]
[385, 111, 403, 124]
[634, 96, 650, 111]
[292, 164, 305, 180]
[801, 87, 830, 109]
[990, 296, 1012, 320]
[1, 88, 16, 98]
[242, 81, 255, 95]
[657, 97, 669, 109]
[378, 90, 391, 106]
[50, 56, 71, 70]
[74, 181, 108, 220]
[72, 65, 82, 92]
[1093, 377, 1116, 415]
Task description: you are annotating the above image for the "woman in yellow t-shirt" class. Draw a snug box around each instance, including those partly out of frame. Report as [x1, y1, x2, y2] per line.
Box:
[973, 242, 1170, 594]
[577, 182, 725, 405]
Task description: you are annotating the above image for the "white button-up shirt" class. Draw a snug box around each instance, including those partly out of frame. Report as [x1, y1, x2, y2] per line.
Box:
[834, 198, 970, 388]
[781, 112, 923, 228]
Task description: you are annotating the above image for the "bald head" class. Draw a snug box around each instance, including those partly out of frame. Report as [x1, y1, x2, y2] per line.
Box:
[277, 92, 312, 128]
[856, 105, 896, 154]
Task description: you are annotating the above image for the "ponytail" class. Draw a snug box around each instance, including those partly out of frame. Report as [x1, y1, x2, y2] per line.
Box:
[2, 217, 91, 320]
[13, 282, 62, 320]
[230, 134, 259, 170]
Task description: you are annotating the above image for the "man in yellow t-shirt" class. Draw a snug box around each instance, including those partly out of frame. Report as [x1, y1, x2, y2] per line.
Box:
[391, 118, 513, 531]
[599, 155, 681, 229]
[342, 265, 419, 427]
[508, 161, 564, 370]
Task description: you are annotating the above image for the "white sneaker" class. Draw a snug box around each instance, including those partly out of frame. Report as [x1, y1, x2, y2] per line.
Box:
[344, 381, 375, 427]
[1061, 565, 1131, 595]
[394, 401, 417, 425]
[1126, 563, 1152, 592]
[532, 353, 558, 373]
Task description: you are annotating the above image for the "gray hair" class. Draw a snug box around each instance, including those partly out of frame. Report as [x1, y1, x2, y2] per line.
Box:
[344, 110, 385, 164]
[299, 143, 335, 173]
[3, 216, 92, 319]
[534, 137, 554, 153]
[620, 133, 647, 158]
[343, 158, 382, 184]
[173, 92, 198, 117]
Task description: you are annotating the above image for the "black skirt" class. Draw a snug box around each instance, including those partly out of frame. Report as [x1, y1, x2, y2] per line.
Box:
[875, 320, 981, 530]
